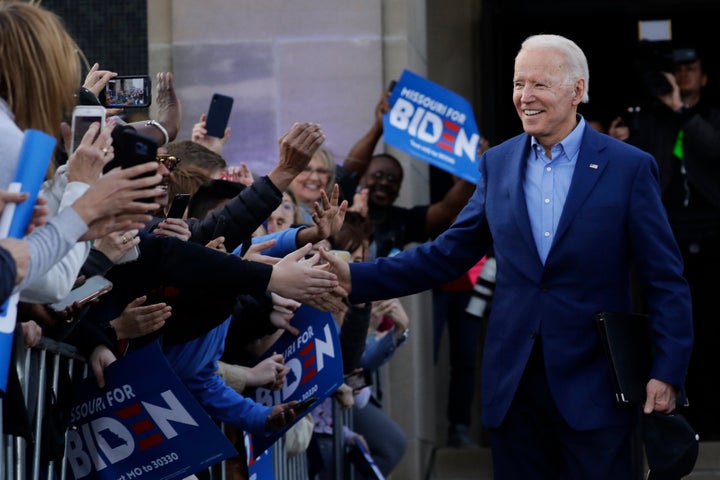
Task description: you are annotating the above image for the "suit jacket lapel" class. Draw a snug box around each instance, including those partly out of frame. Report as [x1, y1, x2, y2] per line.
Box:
[551, 129, 608, 251]
[506, 141, 542, 263]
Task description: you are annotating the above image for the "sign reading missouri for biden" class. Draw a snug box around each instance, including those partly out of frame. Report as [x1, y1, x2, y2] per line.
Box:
[66, 343, 236, 480]
[383, 70, 481, 183]
[249, 305, 344, 458]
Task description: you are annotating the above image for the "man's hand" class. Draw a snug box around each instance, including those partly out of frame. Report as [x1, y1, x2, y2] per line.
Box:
[319, 248, 352, 296]
[644, 378, 677, 414]
[267, 122, 326, 191]
[303, 286, 349, 314]
[267, 243, 338, 302]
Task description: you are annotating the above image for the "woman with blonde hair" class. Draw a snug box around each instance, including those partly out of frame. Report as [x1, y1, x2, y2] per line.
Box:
[288, 145, 336, 225]
[0, 1, 163, 303]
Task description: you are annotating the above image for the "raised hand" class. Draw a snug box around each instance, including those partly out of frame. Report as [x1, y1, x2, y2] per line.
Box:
[311, 184, 348, 239]
[65, 119, 116, 184]
[154, 72, 181, 142]
[82, 62, 117, 97]
[192, 112, 230, 155]
[268, 122, 326, 191]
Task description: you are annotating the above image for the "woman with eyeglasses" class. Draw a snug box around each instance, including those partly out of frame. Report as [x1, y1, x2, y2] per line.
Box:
[288, 145, 336, 225]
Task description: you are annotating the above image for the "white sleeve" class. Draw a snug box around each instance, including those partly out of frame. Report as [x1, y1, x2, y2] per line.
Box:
[13, 207, 88, 298]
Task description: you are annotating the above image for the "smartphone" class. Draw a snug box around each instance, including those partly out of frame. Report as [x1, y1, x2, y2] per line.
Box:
[70, 105, 106, 154]
[109, 129, 158, 173]
[292, 396, 318, 415]
[49, 275, 113, 312]
[104, 129, 159, 202]
[166, 193, 191, 219]
[344, 369, 372, 390]
[205, 93, 234, 138]
[103, 75, 152, 108]
[267, 396, 317, 426]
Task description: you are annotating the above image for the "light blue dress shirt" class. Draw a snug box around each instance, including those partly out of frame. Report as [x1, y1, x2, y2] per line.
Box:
[523, 116, 586, 263]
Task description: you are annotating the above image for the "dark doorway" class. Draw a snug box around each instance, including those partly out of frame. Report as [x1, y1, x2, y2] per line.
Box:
[479, 0, 720, 144]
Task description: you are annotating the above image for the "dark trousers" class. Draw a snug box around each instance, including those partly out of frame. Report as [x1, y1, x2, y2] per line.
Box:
[490, 342, 638, 480]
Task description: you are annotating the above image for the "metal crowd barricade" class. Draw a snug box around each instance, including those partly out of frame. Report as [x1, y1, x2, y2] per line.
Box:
[1, 335, 88, 480]
[0, 336, 316, 480]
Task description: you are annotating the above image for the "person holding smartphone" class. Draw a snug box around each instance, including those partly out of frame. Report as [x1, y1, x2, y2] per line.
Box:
[0, 3, 168, 311]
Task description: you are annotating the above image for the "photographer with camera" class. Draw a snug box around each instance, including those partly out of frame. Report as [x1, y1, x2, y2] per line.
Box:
[608, 47, 720, 440]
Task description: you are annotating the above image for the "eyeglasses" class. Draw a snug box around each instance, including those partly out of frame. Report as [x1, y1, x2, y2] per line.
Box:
[156, 154, 180, 172]
[371, 170, 400, 183]
[301, 167, 330, 177]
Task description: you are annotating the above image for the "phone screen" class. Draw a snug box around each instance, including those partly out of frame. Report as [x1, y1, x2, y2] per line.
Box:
[71, 113, 104, 153]
[104, 76, 151, 108]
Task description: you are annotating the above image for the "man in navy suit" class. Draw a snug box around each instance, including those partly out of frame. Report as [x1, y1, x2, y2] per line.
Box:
[321, 34, 693, 479]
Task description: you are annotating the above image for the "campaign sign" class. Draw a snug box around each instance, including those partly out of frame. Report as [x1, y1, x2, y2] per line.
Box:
[250, 305, 344, 457]
[0, 129, 56, 393]
[383, 69, 481, 183]
[65, 342, 236, 480]
[244, 432, 274, 480]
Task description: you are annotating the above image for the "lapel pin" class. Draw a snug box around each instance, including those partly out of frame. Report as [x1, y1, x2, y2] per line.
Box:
[589, 163, 598, 169]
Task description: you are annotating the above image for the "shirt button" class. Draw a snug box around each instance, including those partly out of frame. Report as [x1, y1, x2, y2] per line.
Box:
[544, 231, 550, 237]
[546, 166, 552, 172]
[544, 198, 550, 204]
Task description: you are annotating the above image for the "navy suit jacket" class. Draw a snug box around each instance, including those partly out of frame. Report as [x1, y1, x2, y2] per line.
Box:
[349, 125, 693, 430]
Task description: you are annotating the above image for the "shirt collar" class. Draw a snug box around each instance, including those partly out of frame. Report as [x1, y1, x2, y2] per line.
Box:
[530, 114, 586, 162]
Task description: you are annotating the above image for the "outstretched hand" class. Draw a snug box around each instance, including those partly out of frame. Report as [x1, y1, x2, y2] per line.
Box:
[267, 243, 337, 302]
[319, 248, 352, 296]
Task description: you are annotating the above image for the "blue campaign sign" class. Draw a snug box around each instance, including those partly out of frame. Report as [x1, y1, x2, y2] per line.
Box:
[65, 343, 236, 480]
[383, 69, 481, 183]
[245, 432, 274, 480]
[0, 129, 56, 393]
[249, 305, 344, 457]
